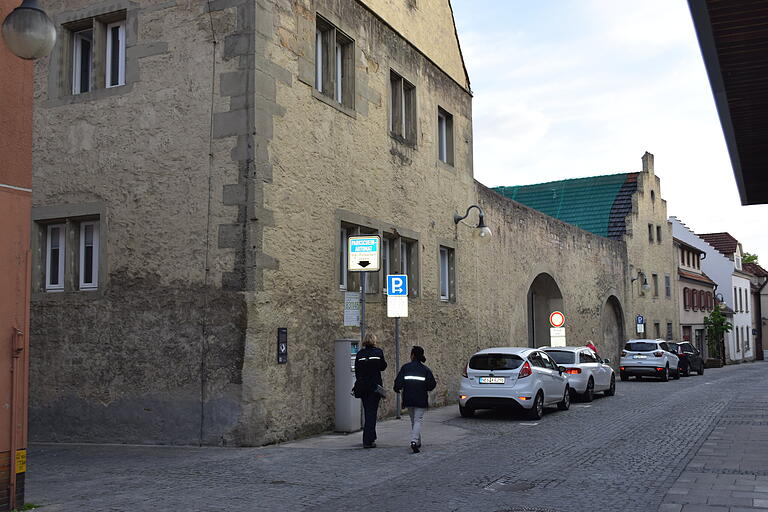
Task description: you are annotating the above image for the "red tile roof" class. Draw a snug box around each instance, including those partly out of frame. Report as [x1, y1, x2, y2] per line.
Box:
[698, 232, 739, 256]
[744, 262, 768, 277]
[678, 269, 716, 286]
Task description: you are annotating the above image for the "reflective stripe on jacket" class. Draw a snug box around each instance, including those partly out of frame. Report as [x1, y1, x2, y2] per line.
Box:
[354, 347, 387, 395]
[393, 361, 436, 408]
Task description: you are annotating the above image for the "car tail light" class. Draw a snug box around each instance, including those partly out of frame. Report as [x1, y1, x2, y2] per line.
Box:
[621, 351, 627, 357]
[656, 367, 664, 371]
[619, 366, 625, 371]
[654, 351, 663, 357]
[564, 368, 581, 374]
[518, 361, 532, 379]
[462, 364, 468, 378]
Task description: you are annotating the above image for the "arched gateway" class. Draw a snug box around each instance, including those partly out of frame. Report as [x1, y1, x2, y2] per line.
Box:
[527, 273, 564, 347]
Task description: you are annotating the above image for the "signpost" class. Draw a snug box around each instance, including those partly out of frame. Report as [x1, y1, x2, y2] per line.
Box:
[636, 315, 645, 334]
[347, 235, 380, 347]
[387, 274, 408, 419]
[549, 311, 566, 346]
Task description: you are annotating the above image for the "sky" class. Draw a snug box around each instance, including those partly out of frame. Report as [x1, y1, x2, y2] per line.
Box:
[451, 0, 767, 263]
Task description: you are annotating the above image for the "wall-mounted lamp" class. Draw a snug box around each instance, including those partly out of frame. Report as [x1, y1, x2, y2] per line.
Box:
[2, 0, 56, 60]
[631, 271, 651, 292]
[454, 204, 492, 241]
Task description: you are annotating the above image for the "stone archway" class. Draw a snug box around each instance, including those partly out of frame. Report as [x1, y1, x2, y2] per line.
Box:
[600, 295, 625, 357]
[527, 273, 564, 347]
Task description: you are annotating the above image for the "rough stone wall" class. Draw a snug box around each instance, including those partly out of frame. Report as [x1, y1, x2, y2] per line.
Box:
[241, 0, 629, 445]
[30, 0, 249, 445]
[623, 154, 679, 341]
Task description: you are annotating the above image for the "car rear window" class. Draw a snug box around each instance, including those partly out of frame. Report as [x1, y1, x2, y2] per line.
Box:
[544, 351, 575, 364]
[625, 342, 658, 352]
[469, 354, 524, 370]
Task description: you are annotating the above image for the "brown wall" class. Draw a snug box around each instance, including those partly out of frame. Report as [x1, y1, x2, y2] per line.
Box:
[0, 0, 33, 508]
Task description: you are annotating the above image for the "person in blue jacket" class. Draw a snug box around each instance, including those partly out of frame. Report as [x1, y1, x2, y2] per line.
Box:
[353, 332, 387, 448]
[393, 346, 436, 453]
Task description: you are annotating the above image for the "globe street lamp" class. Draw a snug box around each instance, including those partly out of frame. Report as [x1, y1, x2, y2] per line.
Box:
[454, 205, 492, 241]
[2, 0, 56, 60]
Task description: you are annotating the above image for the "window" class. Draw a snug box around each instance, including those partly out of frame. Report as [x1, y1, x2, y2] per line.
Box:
[734, 287, 737, 311]
[652, 274, 659, 297]
[683, 287, 690, 310]
[745, 291, 749, 313]
[389, 71, 416, 144]
[738, 288, 743, 312]
[105, 21, 126, 88]
[79, 221, 99, 289]
[45, 224, 66, 291]
[654, 322, 661, 339]
[539, 352, 558, 370]
[680, 249, 685, 264]
[666, 323, 673, 341]
[664, 275, 671, 298]
[528, 352, 545, 368]
[745, 327, 750, 350]
[437, 107, 454, 165]
[580, 351, 597, 364]
[439, 245, 455, 302]
[469, 353, 523, 370]
[648, 224, 654, 243]
[72, 29, 93, 94]
[339, 224, 378, 294]
[315, 16, 354, 109]
[735, 254, 742, 270]
[656, 225, 662, 244]
[545, 350, 575, 364]
[736, 327, 740, 351]
[706, 291, 713, 310]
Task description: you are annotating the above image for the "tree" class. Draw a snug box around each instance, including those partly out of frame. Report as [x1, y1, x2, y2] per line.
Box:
[704, 303, 732, 363]
[743, 252, 758, 264]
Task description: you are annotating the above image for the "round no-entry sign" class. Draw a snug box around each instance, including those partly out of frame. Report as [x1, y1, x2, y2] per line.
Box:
[549, 311, 565, 328]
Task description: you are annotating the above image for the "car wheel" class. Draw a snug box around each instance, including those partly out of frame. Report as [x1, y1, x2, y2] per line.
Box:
[620, 372, 628, 382]
[528, 391, 544, 420]
[459, 405, 474, 418]
[604, 375, 616, 396]
[582, 378, 594, 402]
[660, 365, 669, 382]
[682, 364, 690, 377]
[557, 386, 570, 410]
[698, 364, 704, 375]
[673, 368, 681, 380]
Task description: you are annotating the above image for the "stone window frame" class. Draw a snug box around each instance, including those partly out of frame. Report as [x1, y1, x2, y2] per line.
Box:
[32, 203, 108, 298]
[437, 240, 456, 304]
[652, 273, 659, 297]
[656, 225, 662, 244]
[314, 14, 355, 115]
[437, 106, 454, 166]
[389, 69, 417, 146]
[335, 210, 421, 303]
[664, 274, 671, 298]
[45, 2, 138, 106]
[647, 223, 654, 243]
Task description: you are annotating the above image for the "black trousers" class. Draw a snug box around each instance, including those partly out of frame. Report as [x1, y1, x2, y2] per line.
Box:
[360, 392, 381, 446]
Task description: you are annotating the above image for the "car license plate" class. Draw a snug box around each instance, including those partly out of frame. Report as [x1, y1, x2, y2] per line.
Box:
[633, 355, 647, 359]
[479, 376, 505, 384]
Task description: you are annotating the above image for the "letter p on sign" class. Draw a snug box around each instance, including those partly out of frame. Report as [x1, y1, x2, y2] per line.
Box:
[387, 275, 408, 296]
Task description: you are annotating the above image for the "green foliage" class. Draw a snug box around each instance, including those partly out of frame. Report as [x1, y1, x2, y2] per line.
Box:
[743, 252, 758, 264]
[12, 504, 39, 511]
[704, 303, 732, 359]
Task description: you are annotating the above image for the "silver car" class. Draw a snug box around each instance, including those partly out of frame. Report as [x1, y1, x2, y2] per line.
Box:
[541, 346, 616, 401]
[458, 347, 570, 420]
[620, 339, 681, 381]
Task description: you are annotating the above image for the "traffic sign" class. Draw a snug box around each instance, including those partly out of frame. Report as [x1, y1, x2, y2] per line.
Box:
[348, 235, 380, 271]
[387, 274, 408, 296]
[636, 315, 645, 324]
[549, 311, 565, 328]
[387, 295, 408, 317]
[277, 328, 288, 364]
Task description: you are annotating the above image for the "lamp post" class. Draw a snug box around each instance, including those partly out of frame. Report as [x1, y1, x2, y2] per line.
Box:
[631, 271, 651, 338]
[453, 204, 492, 240]
[2, 0, 56, 60]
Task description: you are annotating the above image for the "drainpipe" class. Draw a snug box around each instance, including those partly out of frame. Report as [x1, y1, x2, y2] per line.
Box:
[757, 278, 767, 361]
[9, 328, 24, 510]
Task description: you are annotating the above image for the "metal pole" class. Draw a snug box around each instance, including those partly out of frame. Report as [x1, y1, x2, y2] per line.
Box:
[360, 273, 366, 342]
[395, 317, 401, 419]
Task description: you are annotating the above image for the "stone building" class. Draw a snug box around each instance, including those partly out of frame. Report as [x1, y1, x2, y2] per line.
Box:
[30, 0, 630, 446]
[672, 237, 716, 357]
[495, 153, 680, 344]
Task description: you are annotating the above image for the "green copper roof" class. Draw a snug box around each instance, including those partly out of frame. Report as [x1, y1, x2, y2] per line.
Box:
[494, 173, 639, 240]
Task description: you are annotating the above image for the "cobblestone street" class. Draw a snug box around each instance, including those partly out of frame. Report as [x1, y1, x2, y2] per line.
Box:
[27, 362, 768, 512]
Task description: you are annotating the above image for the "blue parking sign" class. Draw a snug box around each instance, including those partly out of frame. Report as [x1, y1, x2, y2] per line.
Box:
[387, 275, 408, 296]
[636, 315, 645, 324]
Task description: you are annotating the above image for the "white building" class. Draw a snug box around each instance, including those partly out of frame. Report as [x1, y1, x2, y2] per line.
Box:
[670, 218, 754, 363]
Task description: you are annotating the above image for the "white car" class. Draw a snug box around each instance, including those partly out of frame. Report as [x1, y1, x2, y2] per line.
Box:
[619, 339, 681, 381]
[541, 346, 616, 401]
[459, 347, 570, 420]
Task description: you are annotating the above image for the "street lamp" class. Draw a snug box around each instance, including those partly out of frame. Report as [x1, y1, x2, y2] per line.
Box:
[454, 205, 492, 241]
[631, 271, 651, 293]
[2, 0, 56, 60]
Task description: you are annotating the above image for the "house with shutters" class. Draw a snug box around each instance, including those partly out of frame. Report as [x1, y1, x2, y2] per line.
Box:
[673, 236, 716, 357]
[495, 152, 679, 343]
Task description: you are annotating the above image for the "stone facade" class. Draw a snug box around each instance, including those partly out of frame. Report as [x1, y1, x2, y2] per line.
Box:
[623, 154, 679, 342]
[31, 0, 630, 446]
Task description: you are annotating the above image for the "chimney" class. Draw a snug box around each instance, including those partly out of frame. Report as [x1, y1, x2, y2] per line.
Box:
[642, 152, 654, 174]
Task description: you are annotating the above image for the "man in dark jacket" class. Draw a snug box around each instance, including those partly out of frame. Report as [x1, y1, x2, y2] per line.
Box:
[354, 332, 387, 448]
[393, 346, 436, 453]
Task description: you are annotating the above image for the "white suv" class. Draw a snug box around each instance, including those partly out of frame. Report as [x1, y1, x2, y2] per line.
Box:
[619, 340, 680, 382]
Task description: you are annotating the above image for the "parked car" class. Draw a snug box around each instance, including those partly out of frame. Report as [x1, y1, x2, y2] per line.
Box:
[669, 341, 705, 376]
[541, 346, 616, 401]
[619, 340, 680, 381]
[459, 347, 570, 420]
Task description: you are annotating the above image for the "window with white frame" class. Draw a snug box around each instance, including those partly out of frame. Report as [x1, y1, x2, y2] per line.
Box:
[79, 221, 99, 289]
[105, 21, 126, 88]
[439, 245, 455, 302]
[315, 16, 354, 109]
[390, 71, 416, 144]
[437, 107, 454, 165]
[45, 224, 66, 291]
[72, 29, 93, 94]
